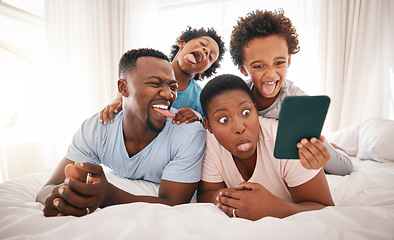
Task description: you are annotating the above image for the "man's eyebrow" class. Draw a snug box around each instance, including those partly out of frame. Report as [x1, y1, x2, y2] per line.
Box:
[147, 76, 177, 85]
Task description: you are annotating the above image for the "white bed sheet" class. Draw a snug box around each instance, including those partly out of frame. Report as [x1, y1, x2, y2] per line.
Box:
[1, 158, 394, 240]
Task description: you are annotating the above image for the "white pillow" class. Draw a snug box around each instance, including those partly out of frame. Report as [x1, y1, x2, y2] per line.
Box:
[326, 122, 360, 156]
[357, 117, 394, 162]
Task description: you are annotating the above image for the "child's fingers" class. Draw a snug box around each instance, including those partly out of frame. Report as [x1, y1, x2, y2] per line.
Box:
[99, 106, 110, 124]
[114, 102, 122, 113]
[172, 111, 199, 124]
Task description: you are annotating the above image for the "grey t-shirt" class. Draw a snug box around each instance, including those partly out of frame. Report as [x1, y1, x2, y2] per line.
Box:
[245, 79, 306, 119]
[246, 79, 353, 175]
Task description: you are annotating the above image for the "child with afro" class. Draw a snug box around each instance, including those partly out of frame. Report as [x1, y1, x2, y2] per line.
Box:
[229, 9, 353, 175]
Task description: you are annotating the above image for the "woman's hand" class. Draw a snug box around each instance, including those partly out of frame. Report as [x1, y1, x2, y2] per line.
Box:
[216, 182, 287, 220]
[297, 135, 331, 170]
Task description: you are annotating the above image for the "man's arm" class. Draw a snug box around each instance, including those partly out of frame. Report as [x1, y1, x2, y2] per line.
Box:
[54, 162, 198, 216]
[36, 157, 89, 216]
[36, 157, 75, 204]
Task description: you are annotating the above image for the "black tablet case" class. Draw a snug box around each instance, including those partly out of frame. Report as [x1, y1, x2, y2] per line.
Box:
[273, 96, 330, 159]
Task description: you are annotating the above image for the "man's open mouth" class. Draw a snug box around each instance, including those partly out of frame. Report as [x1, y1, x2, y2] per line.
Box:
[152, 104, 175, 118]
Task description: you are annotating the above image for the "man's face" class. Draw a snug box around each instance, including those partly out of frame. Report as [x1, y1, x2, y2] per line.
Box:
[123, 57, 177, 132]
[176, 36, 220, 76]
[205, 89, 259, 160]
[240, 35, 291, 100]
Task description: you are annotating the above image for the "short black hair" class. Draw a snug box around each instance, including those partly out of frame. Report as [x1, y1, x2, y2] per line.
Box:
[169, 26, 226, 80]
[119, 48, 170, 78]
[200, 74, 254, 119]
[230, 9, 300, 69]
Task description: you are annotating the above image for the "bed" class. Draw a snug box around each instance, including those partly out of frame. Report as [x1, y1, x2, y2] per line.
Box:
[1, 117, 394, 240]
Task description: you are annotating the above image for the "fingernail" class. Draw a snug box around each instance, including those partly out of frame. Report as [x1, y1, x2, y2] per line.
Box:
[59, 187, 64, 194]
[77, 162, 83, 167]
[64, 178, 70, 185]
[219, 192, 223, 196]
[302, 139, 308, 144]
[53, 200, 59, 207]
[311, 138, 317, 143]
[216, 196, 220, 202]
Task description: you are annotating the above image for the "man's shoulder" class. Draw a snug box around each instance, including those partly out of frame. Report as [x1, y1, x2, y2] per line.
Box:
[78, 111, 123, 139]
[165, 117, 205, 136]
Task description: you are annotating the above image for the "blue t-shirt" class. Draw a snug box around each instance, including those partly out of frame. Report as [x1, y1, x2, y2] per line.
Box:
[172, 79, 204, 119]
[65, 110, 206, 184]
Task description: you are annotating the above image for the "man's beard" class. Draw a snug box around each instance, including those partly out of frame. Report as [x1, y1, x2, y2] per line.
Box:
[146, 110, 166, 133]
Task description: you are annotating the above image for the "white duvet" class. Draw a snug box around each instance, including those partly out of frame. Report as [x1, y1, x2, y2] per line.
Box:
[1, 157, 394, 240]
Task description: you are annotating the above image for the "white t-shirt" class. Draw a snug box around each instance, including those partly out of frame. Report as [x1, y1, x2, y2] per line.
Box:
[201, 117, 320, 202]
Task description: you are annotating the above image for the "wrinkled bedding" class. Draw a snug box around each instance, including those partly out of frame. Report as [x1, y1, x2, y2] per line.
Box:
[1, 157, 394, 240]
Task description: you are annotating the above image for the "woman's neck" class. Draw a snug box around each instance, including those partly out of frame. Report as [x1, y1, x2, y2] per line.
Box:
[232, 150, 257, 182]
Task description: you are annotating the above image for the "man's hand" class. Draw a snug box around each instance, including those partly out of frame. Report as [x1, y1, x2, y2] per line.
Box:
[52, 162, 109, 216]
[172, 107, 202, 124]
[297, 135, 331, 170]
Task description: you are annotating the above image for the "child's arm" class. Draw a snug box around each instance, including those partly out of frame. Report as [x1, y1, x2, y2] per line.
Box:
[322, 142, 353, 175]
[172, 107, 202, 124]
[216, 170, 334, 220]
[99, 92, 123, 124]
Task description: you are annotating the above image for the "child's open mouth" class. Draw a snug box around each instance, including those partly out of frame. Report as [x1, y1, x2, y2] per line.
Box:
[262, 81, 277, 96]
[184, 51, 203, 64]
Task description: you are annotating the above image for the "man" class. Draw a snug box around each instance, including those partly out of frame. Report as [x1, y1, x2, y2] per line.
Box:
[36, 48, 206, 217]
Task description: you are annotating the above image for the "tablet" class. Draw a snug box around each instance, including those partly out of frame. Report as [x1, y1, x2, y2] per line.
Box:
[273, 95, 330, 159]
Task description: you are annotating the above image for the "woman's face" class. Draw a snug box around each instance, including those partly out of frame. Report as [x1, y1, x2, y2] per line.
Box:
[205, 89, 259, 160]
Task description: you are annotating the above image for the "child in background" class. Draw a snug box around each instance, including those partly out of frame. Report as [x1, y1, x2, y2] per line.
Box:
[100, 27, 225, 125]
[198, 74, 334, 220]
[229, 9, 353, 175]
